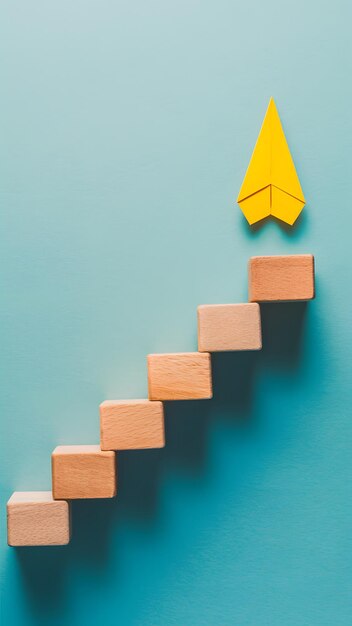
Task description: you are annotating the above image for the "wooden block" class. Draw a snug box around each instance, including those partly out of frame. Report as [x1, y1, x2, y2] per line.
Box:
[148, 352, 212, 401]
[52, 445, 116, 500]
[249, 254, 315, 302]
[198, 303, 262, 352]
[100, 399, 165, 450]
[7, 491, 70, 547]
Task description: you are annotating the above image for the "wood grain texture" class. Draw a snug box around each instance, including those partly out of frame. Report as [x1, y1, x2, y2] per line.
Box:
[198, 303, 262, 352]
[52, 445, 116, 499]
[100, 399, 165, 450]
[148, 352, 212, 401]
[249, 254, 315, 302]
[7, 491, 70, 546]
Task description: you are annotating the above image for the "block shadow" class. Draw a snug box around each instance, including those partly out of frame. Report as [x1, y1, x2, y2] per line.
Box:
[259, 301, 307, 368]
[14, 299, 308, 615]
[15, 545, 71, 619]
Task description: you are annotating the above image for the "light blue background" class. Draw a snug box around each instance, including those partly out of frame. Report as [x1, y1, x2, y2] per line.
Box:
[1, 1, 351, 624]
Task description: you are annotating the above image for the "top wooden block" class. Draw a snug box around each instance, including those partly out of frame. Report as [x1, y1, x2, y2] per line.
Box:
[249, 254, 315, 302]
[148, 352, 213, 401]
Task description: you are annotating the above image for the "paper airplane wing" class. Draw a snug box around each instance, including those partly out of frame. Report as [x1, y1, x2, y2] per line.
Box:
[237, 187, 271, 225]
[270, 100, 305, 206]
[237, 104, 271, 204]
[270, 187, 305, 226]
[236, 103, 273, 225]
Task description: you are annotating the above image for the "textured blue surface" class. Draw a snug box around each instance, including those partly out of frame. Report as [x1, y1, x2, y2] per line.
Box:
[1, 1, 352, 624]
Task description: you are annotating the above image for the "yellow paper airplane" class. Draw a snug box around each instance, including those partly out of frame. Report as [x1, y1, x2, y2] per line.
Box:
[237, 98, 305, 225]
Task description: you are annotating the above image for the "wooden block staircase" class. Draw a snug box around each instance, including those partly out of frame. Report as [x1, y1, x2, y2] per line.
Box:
[7, 254, 315, 546]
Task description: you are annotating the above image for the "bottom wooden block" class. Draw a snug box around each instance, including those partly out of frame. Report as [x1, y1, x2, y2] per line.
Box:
[52, 445, 117, 499]
[7, 491, 70, 547]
